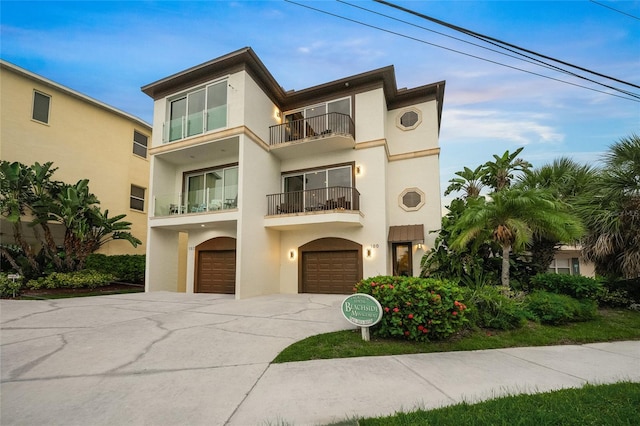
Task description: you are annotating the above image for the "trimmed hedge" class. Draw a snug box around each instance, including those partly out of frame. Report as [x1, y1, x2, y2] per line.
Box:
[85, 254, 145, 283]
[355, 276, 469, 342]
[524, 290, 597, 325]
[26, 270, 115, 290]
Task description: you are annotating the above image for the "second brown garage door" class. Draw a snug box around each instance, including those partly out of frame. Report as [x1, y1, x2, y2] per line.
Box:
[302, 249, 360, 294]
[197, 250, 236, 294]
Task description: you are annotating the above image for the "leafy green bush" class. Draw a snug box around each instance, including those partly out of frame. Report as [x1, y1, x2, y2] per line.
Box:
[85, 254, 145, 283]
[26, 270, 115, 290]
[597, 287, 633, 308]
[524, 291, 597, 325]
[463, 285, 528, 330]
[529, 273, 603, 300]
[355, 276, 469, 342]
[0, 274, 22, 298]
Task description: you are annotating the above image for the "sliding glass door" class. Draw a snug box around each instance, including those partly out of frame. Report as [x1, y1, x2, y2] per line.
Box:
[185, 166, 238, 212]
[167, 80, 228, 142]
[282, 165, 352, 211]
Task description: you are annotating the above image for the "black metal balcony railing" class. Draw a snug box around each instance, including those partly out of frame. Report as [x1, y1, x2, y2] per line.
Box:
[267, 186, 360, 216]
[269, 112, 355, 146]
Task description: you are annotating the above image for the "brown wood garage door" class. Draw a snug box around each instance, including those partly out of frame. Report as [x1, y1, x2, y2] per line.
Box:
[197, 250, 236, 294]
[302, 250, 359, 294]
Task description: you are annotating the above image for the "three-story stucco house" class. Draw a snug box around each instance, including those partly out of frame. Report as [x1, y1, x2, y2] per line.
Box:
[141, 47, 445, 298]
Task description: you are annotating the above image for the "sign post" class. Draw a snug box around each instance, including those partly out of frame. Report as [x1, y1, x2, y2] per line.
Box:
[341, 293, 383, 341]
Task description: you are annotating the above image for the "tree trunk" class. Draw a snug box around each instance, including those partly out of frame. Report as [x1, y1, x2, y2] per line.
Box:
[501, 244, 511, 288]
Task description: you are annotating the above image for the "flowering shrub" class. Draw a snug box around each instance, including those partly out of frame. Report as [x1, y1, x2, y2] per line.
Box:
[354, 276, 469, 342]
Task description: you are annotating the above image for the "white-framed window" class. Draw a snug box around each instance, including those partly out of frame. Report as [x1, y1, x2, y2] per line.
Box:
[130, 185, 146, 211]
[32, 90, 51, 124]
[283, 97, 351, 141]
[165, 79, 228, 142]
[549, 257, 571, 275]
[133, 131, 148, 158]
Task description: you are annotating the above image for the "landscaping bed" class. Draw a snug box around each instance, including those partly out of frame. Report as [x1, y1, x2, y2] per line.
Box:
[16, 282, 144, 299]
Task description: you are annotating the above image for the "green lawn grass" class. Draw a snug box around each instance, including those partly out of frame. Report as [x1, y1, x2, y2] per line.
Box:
[273, 308, 640, 363]
[328, 382, 639, 426]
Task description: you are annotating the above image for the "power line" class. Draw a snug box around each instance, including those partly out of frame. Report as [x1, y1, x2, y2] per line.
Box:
[283, 0, 640, 103]
[341, 0, 640, 100]
[589, 0, 640, 21]
[375, 0, 640, 91]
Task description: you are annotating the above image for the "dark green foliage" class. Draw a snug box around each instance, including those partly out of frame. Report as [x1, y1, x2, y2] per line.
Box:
[529, 273, 603, 300]
[85, 254, 145, 283]
[26, 270, 115, 290]
[525, 291, 597, 325]
[463, 285, 528, 330]
[355, 276, 469, 342]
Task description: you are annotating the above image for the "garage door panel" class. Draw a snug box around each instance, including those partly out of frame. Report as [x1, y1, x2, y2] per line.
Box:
[198, 250, 236, 294]
[302, 250, 359, 294]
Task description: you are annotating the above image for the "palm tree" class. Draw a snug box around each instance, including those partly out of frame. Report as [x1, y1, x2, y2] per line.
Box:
[579, 134, 640, 279]
[516, 158, 594, 274]
[451, 188, 585, 288]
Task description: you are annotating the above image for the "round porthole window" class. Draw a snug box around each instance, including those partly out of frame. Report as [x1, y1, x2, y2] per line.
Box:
[399, 187, 425, 211]
[396, 108, 422, 131]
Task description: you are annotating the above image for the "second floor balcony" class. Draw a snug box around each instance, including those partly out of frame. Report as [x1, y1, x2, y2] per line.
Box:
[269, 112, 355, 159]
[266, 186, 360, 216]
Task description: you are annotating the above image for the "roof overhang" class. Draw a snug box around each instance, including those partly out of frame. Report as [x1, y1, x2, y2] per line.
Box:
[141, 47, 445, 131]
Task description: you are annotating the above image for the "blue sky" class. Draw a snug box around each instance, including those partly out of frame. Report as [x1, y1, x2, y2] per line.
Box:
[2, 1, 638, 205]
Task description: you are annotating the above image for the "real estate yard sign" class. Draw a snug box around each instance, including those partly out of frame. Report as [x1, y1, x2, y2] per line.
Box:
[341, 293, 382, 341]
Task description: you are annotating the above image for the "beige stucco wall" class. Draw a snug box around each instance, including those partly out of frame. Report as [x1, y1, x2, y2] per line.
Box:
[0, 63, 150, 255]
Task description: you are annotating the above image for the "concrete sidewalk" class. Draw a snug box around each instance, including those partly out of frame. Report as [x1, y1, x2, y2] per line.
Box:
[1, 292, 639, 426]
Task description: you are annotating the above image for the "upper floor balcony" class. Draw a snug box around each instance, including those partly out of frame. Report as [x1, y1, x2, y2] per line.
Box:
[264, 186, 363, 230]
[269, 112, 355, 159]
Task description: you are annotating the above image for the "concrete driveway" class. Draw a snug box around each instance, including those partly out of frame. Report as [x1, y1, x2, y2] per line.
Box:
[2, 292, 639, 425]
[1, 292, 352, 425]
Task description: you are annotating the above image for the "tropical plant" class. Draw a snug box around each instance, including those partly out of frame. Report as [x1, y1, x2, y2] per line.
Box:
[450, 188, 585, 289]
[482, 147, 532, 191]
[516, 157, 594, 274]
[444, 165, 486, 199]
[0, 160, 141, 275]
[578, 134, 640, 279]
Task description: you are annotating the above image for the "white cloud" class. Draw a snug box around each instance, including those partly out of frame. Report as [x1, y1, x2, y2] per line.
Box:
[441, 108, 564, 145]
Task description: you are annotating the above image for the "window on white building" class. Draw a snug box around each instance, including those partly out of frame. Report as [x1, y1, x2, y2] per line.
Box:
[185, 165, 238, 212]
[166, 80, 227, 142]
[283, 97, 351, 140]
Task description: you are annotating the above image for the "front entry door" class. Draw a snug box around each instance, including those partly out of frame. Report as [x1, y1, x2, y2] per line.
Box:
[392, 243, 412, 277]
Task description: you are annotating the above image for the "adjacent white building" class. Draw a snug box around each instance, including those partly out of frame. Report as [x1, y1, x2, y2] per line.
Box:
[141, 47, 445, 298]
